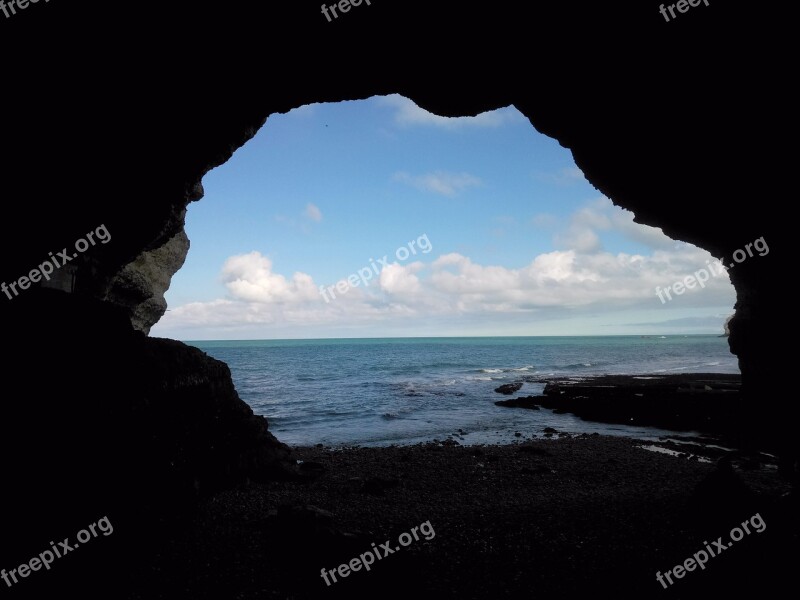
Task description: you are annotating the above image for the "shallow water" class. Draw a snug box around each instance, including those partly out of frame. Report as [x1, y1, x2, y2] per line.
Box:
[188, 335, 739, 447]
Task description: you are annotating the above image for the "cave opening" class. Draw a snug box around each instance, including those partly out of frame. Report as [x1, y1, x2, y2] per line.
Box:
[2, 5, 791, 598]
[150, 95, 739, 448]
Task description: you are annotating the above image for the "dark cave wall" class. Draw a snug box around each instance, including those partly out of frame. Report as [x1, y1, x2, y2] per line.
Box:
[0, 0, 790, 592]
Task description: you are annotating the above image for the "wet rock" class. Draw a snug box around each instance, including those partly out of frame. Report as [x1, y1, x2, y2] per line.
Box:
[495, 382, 523, 395]
[495, 396, 541, 409]
[543, 383, 562, 395]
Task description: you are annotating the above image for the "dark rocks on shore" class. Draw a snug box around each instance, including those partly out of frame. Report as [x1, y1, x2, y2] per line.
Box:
[362, 476, 400, 496]
[495, 382, 523, 394]
[165, 438, 791, 599]
[298, 460, 327, 479]
[266, 503, 335, 530]
[520, 465, 553, 475]
[543, 382, 562, 395]
[689, 455, 757, 532]
[494, 395, 541, 409]
[497, 373, 744, 439]
[517, 445, 551, 456]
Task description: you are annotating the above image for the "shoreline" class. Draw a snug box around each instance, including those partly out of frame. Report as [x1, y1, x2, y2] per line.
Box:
[276, 372, 745, 451]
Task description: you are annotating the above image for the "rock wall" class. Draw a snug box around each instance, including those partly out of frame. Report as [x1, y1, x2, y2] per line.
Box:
[106, 227, 191, 334]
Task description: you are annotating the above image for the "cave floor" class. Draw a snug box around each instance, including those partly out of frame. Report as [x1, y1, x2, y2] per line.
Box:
[128, 436, 795, 599]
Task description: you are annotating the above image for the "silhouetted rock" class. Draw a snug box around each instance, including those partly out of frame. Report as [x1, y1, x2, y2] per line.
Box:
[689, 455, 757, 532]
[533, 374, 745, 441]
[495, 396, 541, 409]
[495, 382, 523, 395]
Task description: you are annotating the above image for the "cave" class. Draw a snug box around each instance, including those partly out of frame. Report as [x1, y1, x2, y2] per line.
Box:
[0, 1, 789, 599]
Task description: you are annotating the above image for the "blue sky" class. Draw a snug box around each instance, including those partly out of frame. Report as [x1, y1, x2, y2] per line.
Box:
[150, 95, 736, 340]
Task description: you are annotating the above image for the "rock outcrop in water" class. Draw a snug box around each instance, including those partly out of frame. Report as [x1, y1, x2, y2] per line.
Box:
[533, 374, 744, 438]
[495, 382, 523, 395]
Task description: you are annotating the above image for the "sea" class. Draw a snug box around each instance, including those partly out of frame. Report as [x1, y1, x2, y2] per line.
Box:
[186, 335, 739, 447]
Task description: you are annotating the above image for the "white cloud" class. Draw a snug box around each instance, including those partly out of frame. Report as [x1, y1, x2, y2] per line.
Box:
[608, 204, 677, 250]
[379, 94, 523, 130]
[304, 202, 323, 222]
[393, 171, 482, 197]
[379, 262, 424, 296]
[221, 252, 318, 303]
[555, 227, 602, 253]
[154, 206, 735, 338]
[553, 197, 676, 253]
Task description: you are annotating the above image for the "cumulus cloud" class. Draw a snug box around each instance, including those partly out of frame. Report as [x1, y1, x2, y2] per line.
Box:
[222, 252, 318, 303]
[154, 201, 735, 338]
[379, 262, 425, 296]
[379, 94, 523, 129]
[554, 197, 676, 253]
[393, 171, 482, 196]
[607, 204, 677, 250]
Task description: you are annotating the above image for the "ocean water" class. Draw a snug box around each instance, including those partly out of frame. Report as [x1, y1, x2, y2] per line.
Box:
[187, 335, 739, 447]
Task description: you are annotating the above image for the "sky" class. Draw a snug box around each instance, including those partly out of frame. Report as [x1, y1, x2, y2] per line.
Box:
[150, 95, 736, 341]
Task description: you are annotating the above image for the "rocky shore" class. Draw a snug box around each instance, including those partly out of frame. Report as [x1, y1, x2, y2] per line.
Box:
[126, 434, 794, 600]
[495, 373, 744, 436]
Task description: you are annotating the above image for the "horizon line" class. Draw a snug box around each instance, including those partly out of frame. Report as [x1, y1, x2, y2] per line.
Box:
[174, 333, 728, 343]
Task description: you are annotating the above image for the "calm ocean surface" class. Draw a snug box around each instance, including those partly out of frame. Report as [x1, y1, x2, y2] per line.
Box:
[187, 335, 739, 447]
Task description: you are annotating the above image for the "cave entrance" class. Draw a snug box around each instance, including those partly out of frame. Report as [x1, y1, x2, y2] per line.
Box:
[150, 95, 738, 447]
